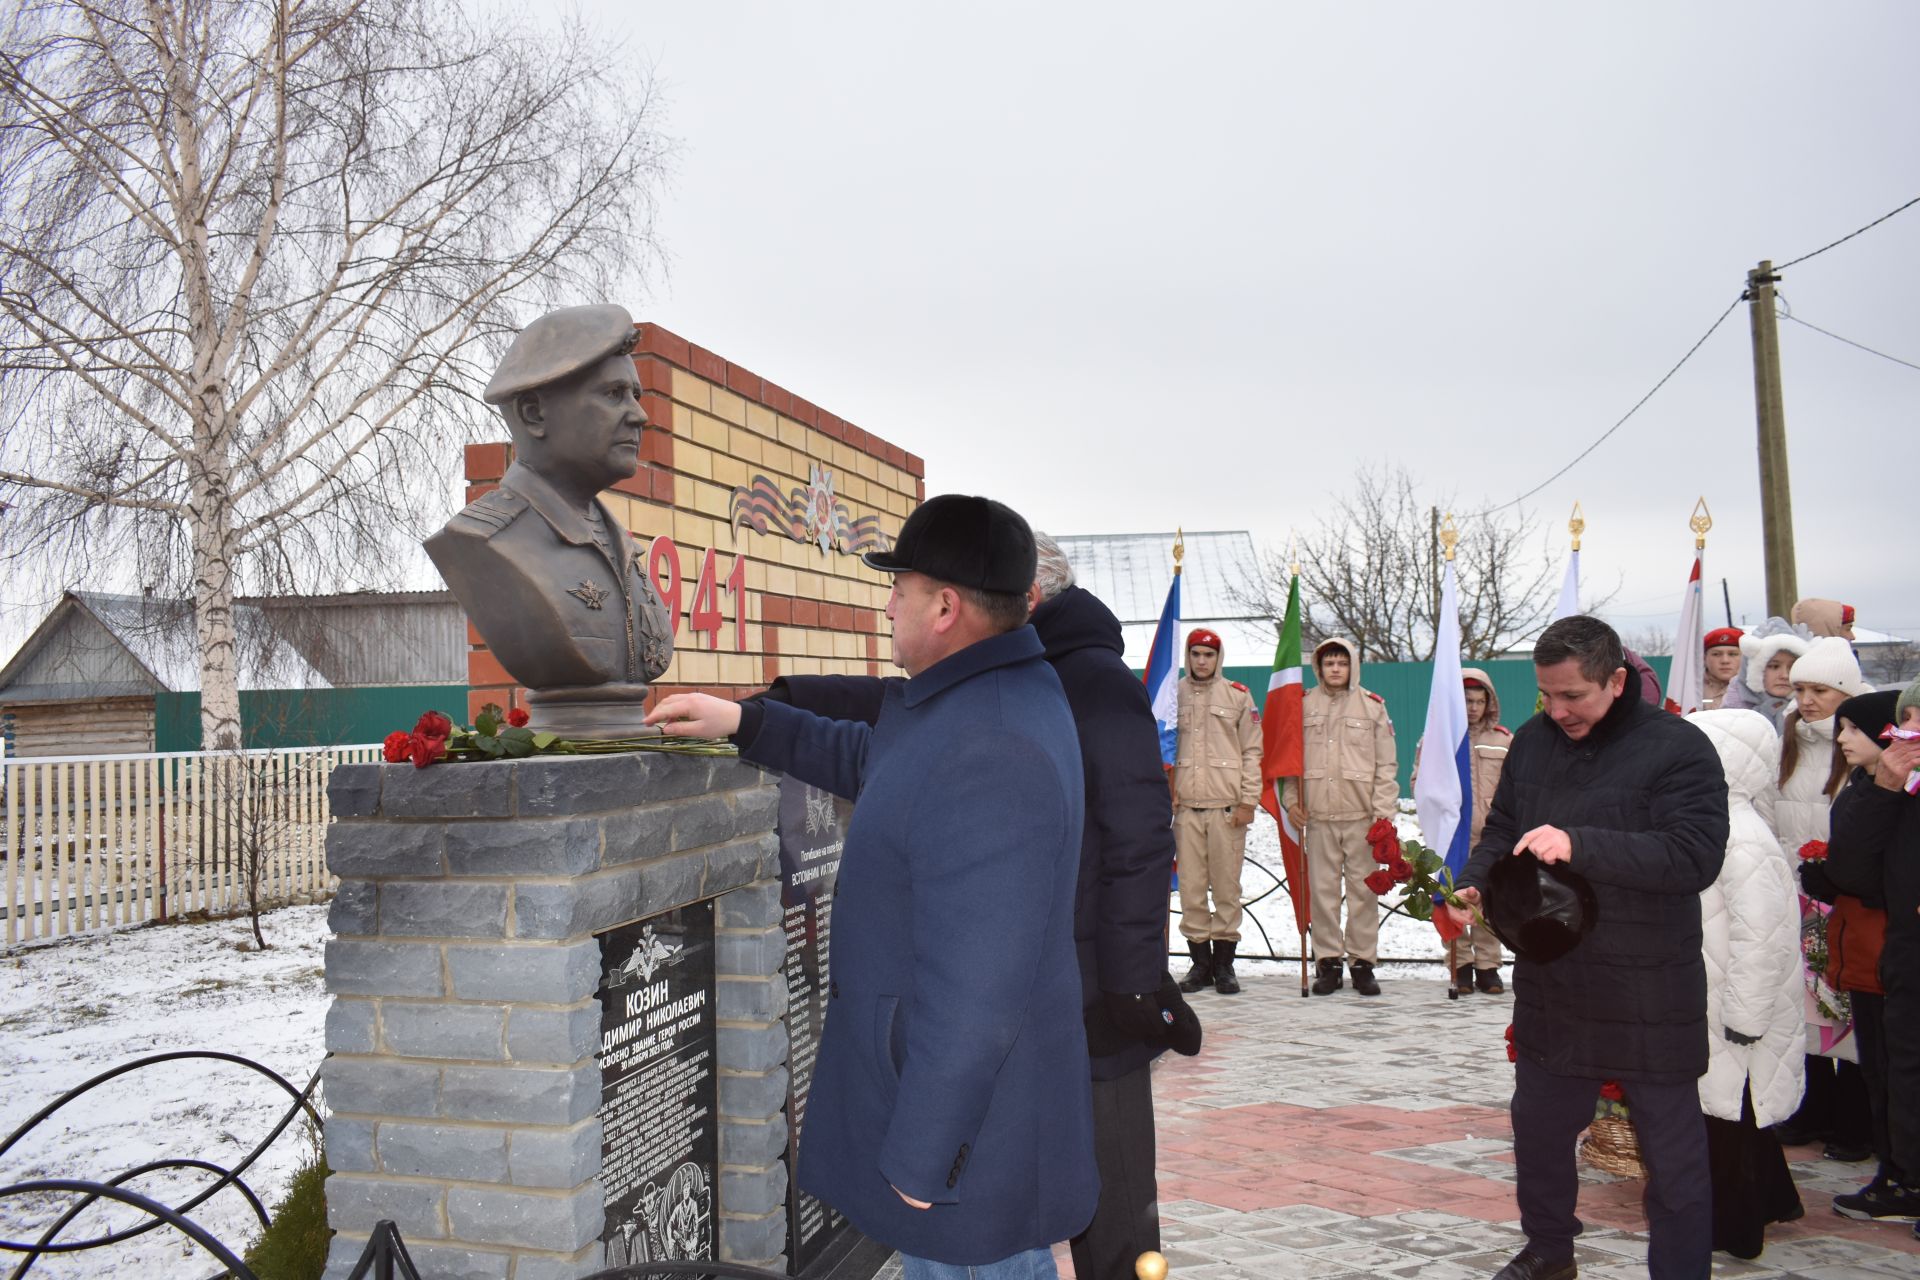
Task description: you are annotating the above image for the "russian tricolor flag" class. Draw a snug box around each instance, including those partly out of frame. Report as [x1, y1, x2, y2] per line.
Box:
[1414, 557, 1472, 939]
[1142, 573, 1182, 765]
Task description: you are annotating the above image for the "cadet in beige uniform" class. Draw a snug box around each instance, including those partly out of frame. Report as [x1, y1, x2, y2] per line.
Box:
[1414, 667, 1511, 994]
[1172, 629, 1263, 996]
[1282, 637, 1397, 996]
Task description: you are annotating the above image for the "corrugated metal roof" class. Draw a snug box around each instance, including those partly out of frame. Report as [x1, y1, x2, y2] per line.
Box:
[0, 592, 332, 701]
[1053, 531, 1278, 668]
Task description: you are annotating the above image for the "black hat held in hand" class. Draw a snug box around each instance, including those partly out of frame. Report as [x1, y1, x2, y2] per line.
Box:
[864, 494, 1037, 595]
[1484, 852, 1599, 964]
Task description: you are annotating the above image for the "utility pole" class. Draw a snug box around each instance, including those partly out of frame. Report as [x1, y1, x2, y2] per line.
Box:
[1747, 260, 1798, 616]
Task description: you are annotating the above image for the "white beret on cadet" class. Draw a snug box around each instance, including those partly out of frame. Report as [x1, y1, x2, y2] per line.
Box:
[483, 304, 638, 405]
[1787, 636, 1870, 698]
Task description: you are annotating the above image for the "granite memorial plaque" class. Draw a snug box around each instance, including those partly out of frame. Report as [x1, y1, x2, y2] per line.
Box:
[598, 902, 717, 1267]
[778, 776, 851, 1270]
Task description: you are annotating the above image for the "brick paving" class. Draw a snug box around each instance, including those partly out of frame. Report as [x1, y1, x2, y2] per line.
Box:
[874, 960, 1919, 1278]
[1119, 960, 1920, 1279]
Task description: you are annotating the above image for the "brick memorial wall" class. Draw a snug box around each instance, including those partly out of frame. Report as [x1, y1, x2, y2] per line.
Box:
[315, 323, 923, 1277]
[459, 321, 925, 720]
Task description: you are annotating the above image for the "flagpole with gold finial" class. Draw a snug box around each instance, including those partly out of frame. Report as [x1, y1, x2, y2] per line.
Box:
[1569, 501, 1584, 552]
[1439, 514, 1461, 1002]
[1691, 497, 1712, 550]
[1166, 528, 1184, 959]
[1284, 530, 1309, 999]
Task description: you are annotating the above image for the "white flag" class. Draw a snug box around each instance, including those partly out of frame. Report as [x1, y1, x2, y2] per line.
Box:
[1552, 549, 1581, 621]
[1666, 549, 1705, 714]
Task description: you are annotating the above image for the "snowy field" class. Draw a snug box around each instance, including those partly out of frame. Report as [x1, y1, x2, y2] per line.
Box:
[0, 905, 329, 1279]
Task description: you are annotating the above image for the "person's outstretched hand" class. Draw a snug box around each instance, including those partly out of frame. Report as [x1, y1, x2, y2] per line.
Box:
[644, 693, 742, 738]
[1440, 885, 1481, 934]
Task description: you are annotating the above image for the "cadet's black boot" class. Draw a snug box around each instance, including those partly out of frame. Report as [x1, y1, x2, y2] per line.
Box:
[1475, 966, 1505, 994]
[1177, 940, 1213, 993]
[1350, 959, 1382, 996]
[1454, 965, 1476, 995]
[1310, 957, 1343, 995]
[1212, 940, 1241, 995]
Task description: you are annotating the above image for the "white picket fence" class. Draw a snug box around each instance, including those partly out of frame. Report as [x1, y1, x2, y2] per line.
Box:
[1, 744, 381, 945]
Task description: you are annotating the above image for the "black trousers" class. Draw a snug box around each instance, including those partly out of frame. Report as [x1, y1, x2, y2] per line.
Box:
[1850, 992, 1900, 1178]
[1511, 1057, 1712, 1280]
[1783, 1053, 1872, 1147]
[1887, 977, 1920, 1177]
[1069, 1063, 1159, 1280]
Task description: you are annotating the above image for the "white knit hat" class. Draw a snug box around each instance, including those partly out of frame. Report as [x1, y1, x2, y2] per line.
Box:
[1740, 630, 1810, 695]
[1787, 636, 1869, 697]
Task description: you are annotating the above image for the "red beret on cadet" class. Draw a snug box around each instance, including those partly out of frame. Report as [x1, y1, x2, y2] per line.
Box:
[1186, 628, 1223, 652]
[1703, 627, 1744, 650]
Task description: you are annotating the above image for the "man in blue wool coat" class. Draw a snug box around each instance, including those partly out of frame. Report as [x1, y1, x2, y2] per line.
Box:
[647, 494, 1097, 1278]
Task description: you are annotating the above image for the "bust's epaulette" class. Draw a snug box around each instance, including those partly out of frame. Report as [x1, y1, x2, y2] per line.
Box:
[445, 485, 529, 537]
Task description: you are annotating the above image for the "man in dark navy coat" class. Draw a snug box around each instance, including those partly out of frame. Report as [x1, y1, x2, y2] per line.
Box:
[747, 530, 1197, 1279]
[648, 495, 1097, 1277]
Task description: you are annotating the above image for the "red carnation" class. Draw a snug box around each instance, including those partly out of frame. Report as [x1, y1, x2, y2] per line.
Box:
[1504, 1024, 1517, 1063]
[1599, 1080, 1625, 1102]
[382, 731, 412, 763]
[415, 710, 453, 739]
[1389, 856, 1414, 884]
[1797, 840, 1828, 862]
[1363, 869, 1395, 896]
[408, 732, 445, 769]
[507, 707, 530, 728]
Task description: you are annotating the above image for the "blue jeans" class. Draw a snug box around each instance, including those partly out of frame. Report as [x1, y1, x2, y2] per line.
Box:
[899, 1246, 1058, 1280]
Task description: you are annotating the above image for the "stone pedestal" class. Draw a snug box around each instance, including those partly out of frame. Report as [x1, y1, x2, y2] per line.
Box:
[319, 751, 788, 1280]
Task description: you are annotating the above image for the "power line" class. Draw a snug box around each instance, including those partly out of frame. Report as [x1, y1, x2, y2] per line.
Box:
[1482, 294, 1744, 514]
[1779, 311, 1920, 374]
[1774, 194, 1920, 272]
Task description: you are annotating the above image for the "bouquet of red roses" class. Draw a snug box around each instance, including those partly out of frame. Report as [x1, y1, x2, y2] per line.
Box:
[1363, 817, 1484, 943]
[382, 704, 734, 769]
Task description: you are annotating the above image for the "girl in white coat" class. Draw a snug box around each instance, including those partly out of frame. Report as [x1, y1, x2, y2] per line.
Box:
[1771, 637, 1875, 1160]
[1689, 709, 1807, 1259]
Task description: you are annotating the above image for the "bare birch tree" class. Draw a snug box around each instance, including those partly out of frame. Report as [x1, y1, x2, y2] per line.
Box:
[0, 0, 670, 748]
[1235, 464, 1593, 662]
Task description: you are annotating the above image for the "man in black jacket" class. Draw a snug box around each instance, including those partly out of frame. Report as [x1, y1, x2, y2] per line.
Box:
[752, 532, 1194, 1280]
[1443, 616, 1728, 1280]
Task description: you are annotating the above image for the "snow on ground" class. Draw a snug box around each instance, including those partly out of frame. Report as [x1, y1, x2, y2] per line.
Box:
[1173, 802, 1509, 970]
[0, 803, 1484, 1275]
[0, 904, 329, 1278]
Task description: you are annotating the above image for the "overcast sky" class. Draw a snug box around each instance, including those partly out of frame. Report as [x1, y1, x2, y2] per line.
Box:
[583, 0, 1918, 643]
[3, 2, 1913, 665]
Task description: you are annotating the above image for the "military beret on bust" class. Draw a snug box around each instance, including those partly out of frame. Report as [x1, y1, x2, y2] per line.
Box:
[483, 304, 639, 405]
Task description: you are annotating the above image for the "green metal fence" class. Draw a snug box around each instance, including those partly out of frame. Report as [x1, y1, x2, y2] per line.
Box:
[1219, 655, 1673, 793]
[154, 685, 468, 752]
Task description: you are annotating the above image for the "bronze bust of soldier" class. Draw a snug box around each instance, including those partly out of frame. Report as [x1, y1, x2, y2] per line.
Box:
[426, 304, 676, 737]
